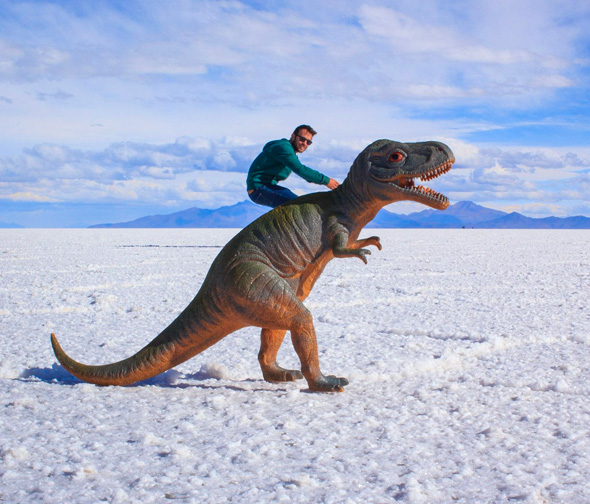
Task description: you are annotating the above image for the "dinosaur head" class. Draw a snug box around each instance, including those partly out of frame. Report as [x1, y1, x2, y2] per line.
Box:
[346, 140, 455, 210]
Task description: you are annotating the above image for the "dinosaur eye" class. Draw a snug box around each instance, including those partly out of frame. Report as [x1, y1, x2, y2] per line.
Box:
[388, 151, 404, 162]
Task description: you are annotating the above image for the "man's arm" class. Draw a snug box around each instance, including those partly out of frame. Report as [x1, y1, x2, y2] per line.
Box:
[269, 141, 330, 185]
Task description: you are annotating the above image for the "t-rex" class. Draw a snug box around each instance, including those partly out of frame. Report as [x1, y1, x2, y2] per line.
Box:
[51, 139, 454, 392]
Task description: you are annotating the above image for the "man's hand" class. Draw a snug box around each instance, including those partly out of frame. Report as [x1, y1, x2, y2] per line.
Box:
[327, 178, 340, 190]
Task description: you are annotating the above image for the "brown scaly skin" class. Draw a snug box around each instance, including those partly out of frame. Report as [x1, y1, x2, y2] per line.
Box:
[51, 139, 455, 392]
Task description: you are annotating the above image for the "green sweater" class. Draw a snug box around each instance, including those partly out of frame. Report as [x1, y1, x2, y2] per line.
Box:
[246, 139, 330, 191]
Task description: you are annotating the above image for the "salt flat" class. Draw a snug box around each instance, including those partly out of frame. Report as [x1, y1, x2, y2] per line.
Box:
[1, 228, 589, 503]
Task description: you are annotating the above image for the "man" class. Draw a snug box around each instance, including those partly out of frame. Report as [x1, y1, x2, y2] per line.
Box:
[247, 125, 340, 208]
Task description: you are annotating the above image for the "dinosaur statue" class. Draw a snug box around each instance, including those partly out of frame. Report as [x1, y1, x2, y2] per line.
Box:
[51, 139, 454, 392]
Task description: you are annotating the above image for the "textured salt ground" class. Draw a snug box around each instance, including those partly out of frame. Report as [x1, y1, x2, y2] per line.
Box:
[1, 228, 589, 503]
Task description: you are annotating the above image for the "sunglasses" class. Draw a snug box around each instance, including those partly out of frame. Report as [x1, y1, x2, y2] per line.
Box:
[295, 134, 313, 146]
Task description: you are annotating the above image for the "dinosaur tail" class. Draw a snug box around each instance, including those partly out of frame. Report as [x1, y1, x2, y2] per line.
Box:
[50, 297, 239, 386]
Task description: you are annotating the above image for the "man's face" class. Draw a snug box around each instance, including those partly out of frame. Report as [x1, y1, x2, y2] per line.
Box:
[290, 129, 313, 154]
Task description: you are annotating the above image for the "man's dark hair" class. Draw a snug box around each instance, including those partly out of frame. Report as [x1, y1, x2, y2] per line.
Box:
[293, 124, 317, 137]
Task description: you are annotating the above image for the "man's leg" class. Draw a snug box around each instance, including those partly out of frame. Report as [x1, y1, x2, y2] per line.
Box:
[248, 185, 298, 208]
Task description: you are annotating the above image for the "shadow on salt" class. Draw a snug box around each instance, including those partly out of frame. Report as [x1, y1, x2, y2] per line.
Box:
[19, 364, 288, 393]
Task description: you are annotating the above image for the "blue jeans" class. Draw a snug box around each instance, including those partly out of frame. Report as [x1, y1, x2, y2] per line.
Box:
[248, 184, 298, 208]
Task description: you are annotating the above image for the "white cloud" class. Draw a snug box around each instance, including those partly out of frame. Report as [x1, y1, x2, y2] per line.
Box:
[356, 2, 582, 102]
[359, 5, 537, 67]
[0, 134, 588, 219]
[529, 75, 574, 89]
[0, 136, 259, 208]
[212, 151, 237, 171]
[1, 0, 583, 105]
[0, 191, 55, 202]
[438, 144, 590, 215]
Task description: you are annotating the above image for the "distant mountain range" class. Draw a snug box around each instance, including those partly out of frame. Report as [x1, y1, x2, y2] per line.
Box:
[371, 201, 590, 229]
[0, 221, 24, 229]
[91, 201, 268, 229]
[90, 200, 590, 229]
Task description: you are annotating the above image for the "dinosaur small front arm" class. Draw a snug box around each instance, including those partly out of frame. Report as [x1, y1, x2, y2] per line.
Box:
[331, 227, 382, 265]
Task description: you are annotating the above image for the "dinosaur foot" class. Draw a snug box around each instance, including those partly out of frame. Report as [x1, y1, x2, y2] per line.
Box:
[262, 364, 304, 383]
[308, 374, 349, 393]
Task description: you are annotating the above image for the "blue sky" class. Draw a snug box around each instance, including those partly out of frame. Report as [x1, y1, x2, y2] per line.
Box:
[1, 0, 589, 227]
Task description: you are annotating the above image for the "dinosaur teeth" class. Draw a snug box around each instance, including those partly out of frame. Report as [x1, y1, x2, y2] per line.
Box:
[407, 184, 447, 202]
[397, 157, 452, 205]
[419, 161, 453, 182]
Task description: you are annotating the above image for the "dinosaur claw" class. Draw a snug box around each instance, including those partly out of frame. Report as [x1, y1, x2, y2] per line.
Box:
[308, 374, 349, 392]
[262, 365, 304, 383]
[366, 236, 382, 250]
[357, 249, 371, 264]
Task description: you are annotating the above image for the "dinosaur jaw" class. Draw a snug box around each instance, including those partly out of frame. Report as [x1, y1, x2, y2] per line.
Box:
[373, 158, 454, 210]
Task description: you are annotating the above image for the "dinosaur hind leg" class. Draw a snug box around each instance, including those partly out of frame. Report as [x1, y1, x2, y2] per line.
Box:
[258, 328, 303, 382]
[233, 262, 348, 392]
[287, 309, 349, 392]
[248, 290, 348, 392]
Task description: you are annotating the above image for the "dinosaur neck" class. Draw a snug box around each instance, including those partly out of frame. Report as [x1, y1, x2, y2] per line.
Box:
[333, 179, 384, 231]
